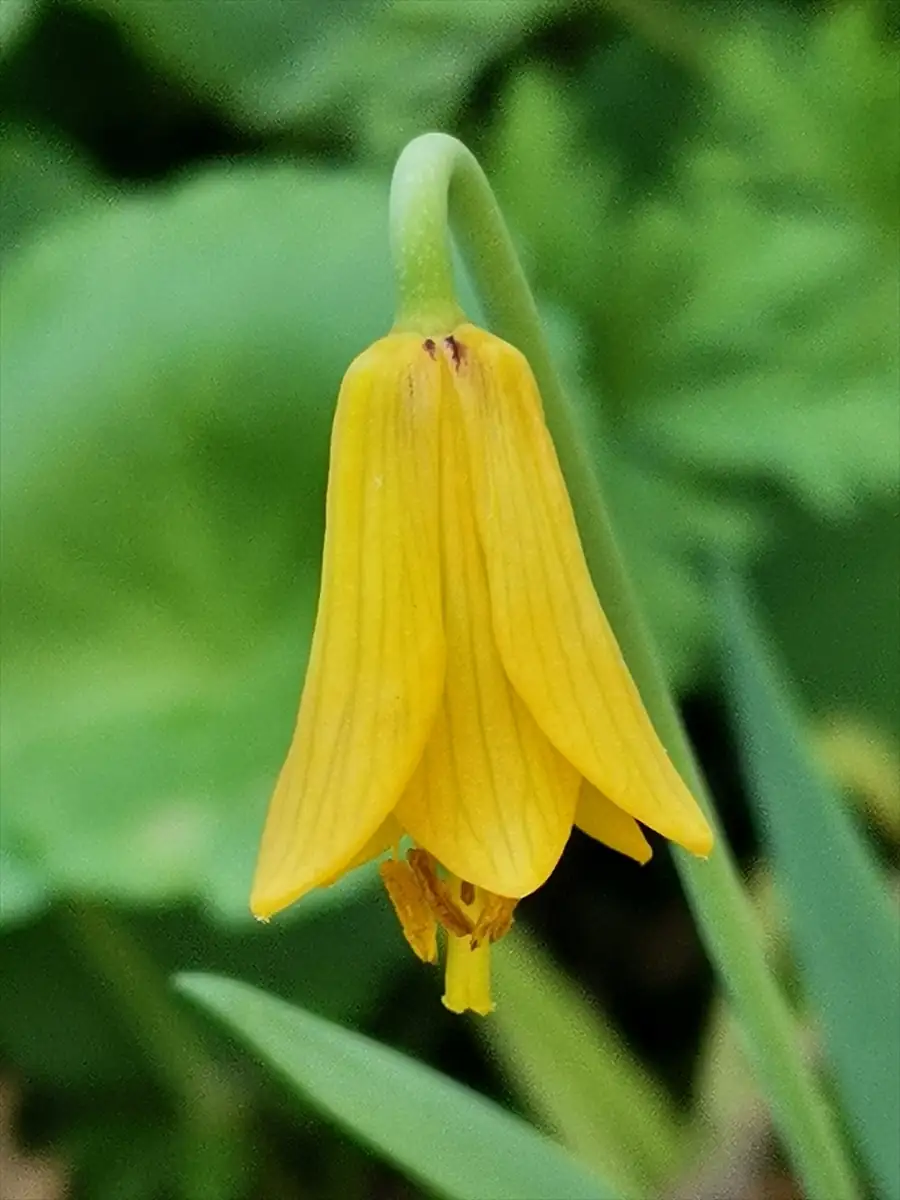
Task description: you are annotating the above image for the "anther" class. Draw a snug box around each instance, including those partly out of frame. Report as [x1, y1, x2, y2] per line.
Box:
[407, 849, 474, 937]
[379, 859, 438, 963]
[471, 894, 517, 949]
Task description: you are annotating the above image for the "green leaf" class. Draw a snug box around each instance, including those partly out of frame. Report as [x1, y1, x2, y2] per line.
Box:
[717, 568, 900, 1199]
[77, 0, 368, 127]
[80, 0, 562, 155]
[609, 176, 899, 517]
[0, 845, 48, 928]
[0, 164, 392, 921]
[0, 128, 105, 264]
[488, 934, 684, 1197]
[488, 55, 897, 688]
[0, 895, 405, 1091]
[755, 499, 900, 739]
[176, 973, 614, 1200]
[708, 6, 900, 234]
[0, 0, 36, 54]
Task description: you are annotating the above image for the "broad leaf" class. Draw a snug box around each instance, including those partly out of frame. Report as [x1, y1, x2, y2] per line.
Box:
[80, 0, 563, 155]
[0, 128, 105, 264]
[0, 164, 392, 921]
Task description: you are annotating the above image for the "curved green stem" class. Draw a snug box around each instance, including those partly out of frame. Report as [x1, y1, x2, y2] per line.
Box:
[391, 133, 466, 333]
[389, 133, 859, 1200]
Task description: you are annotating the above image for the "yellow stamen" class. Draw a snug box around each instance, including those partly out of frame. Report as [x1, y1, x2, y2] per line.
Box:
[407, 848, 474, 937]
[378, 851, 517, 1013]
[471, 892, 516, 949]
[378, 859, 438, 963]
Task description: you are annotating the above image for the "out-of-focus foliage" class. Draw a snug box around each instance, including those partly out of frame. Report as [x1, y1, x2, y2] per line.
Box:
[0, 0, 37, 53]
[488, 934, 684, 1194]
[0, 126, 104, 263]
[489, 6, 899, 677]
[79, 0, 565, 155]
[1, 1, 897, 1197]
[3, 0, 897, 931]
[1, 166, 391, 921]
[719, 570, 900, 1198]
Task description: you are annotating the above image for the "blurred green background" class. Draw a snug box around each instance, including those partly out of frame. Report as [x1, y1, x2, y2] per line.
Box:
[1, 1, 897, 1197]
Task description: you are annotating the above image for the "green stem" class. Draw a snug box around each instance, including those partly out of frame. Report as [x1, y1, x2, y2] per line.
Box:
[65, 902, 246, 1200]
[389, 133, 859, 1200]
[391, 134, 466, 333]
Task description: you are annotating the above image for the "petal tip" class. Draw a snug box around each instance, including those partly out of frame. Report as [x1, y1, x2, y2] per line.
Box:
[681, 821, 715, 859]
[249, 881, 304, 922]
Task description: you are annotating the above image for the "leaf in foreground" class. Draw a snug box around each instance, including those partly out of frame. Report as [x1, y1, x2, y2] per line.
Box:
[176, 973, 612, 1200]
[718, 569, 900, 1199]
[488, 934, 684, 1196]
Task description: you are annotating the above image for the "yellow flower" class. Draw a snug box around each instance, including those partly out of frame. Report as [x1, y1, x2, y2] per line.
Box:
[250, 324, 713, 1014]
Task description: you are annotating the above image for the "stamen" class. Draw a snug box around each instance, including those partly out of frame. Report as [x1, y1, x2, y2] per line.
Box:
[379, 859, 438, 963]
[471, 892, 517, 949]
[381, 847, 518, 1012]
[407, 849, 474, 937]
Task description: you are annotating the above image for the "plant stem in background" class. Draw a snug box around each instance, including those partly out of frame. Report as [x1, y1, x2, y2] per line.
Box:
[388, 132, 860, 1200]
[64, 903, 247, 1200]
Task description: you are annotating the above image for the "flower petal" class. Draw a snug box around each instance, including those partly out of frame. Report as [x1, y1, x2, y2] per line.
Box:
[576, 783, 652, 864]
[396, 375, 579, 898]
[251, 335, 445, 917]
[318, 814, 405, 888]
[454, 325, 713, 856]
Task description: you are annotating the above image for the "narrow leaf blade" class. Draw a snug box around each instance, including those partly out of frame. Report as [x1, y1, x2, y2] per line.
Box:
[176, 973, 613, 1200]
[718, 569, 900, 1198]
[488, 934, 684, 1196]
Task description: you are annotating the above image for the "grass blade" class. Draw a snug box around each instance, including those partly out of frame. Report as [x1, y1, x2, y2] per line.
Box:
[718, 569, 900, 1198]
[488, 933, 684, 1196]
[177, 973, 615, 1200]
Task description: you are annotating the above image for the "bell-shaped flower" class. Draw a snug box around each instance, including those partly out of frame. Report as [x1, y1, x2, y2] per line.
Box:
[251, 325, 713, 1013]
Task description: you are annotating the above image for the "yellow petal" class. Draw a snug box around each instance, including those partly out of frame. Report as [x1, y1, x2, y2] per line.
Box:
[251, 335, 446, 917]
[576, 782, 652, 864]
[396, 359, 579, 898]
[318, 814, 405, 889]
[454, 325, 713, 857]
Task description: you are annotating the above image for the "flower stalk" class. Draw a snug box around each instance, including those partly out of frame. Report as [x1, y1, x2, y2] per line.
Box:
[389, 132, 858, 1200]
[65, 903, 246, 1200]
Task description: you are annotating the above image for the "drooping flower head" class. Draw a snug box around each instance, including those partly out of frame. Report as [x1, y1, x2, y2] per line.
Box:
[251, 324, 713, 1014]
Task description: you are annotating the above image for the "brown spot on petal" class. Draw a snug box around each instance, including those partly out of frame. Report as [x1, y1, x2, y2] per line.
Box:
[443, 335, 465, 369]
